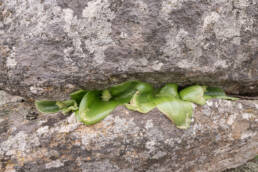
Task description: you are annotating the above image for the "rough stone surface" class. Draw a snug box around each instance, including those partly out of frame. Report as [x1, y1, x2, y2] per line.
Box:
[0, 90, 257, 172]
[0, 0, 258, 99]
[226, 157, 258, 172]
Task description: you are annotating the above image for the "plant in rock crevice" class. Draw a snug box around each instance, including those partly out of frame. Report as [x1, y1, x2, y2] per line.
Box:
[35, 81, 238, 129]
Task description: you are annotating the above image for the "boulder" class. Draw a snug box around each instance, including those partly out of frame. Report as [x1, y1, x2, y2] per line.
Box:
[0, 0, 258, 99]
[0, 90, 257, 172]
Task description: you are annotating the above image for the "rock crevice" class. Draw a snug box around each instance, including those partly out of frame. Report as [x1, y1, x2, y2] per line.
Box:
[0, 90, 257, 171]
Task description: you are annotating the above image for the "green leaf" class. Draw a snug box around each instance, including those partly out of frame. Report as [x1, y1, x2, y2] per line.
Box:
[79, 91, 119, 125]
[70, 89, 88, 104]
[107, 81, 138, 104]
[204, 87, 225, 97]
[179, 85, 207, 105]
[56, 100, 76, 109]
[125, 82, 155, 113]
[214, 96, 239, 100]
[155, 96, 193, 129]
[108, 81, 138, 97]
[109, 81, 153, 104]
[61, 105, 78, 114]
[74, 110, 81, 121]
[56, 99, 78, 114]
[204, 87, 239, 100]
[135, 82, 154, 93]
[102, 89, 112, 101]
[113, 88, 137, 104]
[125, 91, 156, 113]
[35, 100, 60, 113]
[157, 83, 179, 98]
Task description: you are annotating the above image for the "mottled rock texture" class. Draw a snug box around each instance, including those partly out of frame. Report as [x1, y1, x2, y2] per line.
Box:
[226, 157, 258, 172]
[0, 0, 258, 99]
[0, 90, 258, 172]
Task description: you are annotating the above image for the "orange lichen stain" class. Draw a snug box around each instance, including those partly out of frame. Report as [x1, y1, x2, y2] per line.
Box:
[125, 150, 139, 160]
[243, 108, 256, 114]
[60, 154, 74, 161]
[73, 139, 81, 146]
[76, 122, 113, 135]
[49, 133, 67, 148]
[0, 46, 10, 57]
[64, 85, 76, 95]
[232, 120, 250, 139]
[16, 151, 25, 166]
[3, 163, 16, 172]
[125, 110, 130, 115]
[43, 87, 55, 92]
[19, 148, 48, 164]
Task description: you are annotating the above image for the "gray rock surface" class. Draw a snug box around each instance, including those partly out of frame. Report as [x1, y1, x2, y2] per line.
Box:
[0, 90, 257, 172]
[0, 0, 258, 99]
[226, 157, 258, 172]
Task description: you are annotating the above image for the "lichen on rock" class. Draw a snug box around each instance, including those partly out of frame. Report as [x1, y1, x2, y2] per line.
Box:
[0, 0, 257, 99]
[0, 91, 257, 171]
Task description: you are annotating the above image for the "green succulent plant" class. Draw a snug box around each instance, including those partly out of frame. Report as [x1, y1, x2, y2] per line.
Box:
[35, 81, 238, 129]
[125, 82, 156, 113]
[155, 84, 193, 129]
[179, 85, 207, 105]
[204, 87, 238, 100]
[78, 91, 119, 125]
[157, 83, 179, 98]
[155, 96, 193, 129]
[35, 100, 60, 113]
[70, 89, 88, 104]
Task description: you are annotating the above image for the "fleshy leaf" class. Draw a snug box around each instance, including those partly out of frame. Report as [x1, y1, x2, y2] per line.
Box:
[125, 82, 156, 113]
[179, 85, 207, 105]
[108, 81, 138, 97]
[70, 89, 88, 104]
[56, 99, 78, 114]
[35, 100, 60, 113]
[110, 81, 153, 104]
[61, 105, 78, 114]
[214, 96, 239, 100]
[125, 91, 156, 113]
[102, 89, 112, 101]
[56, 100, 77, 109]
[204, 87, 239, 100]
[79, 91, 119, 125]
[155, 96, 193, 129]
[157, 83, 179, 98]
[74, 110, 81, 121]
[113, 88, 137, 104]
[135, 82, 154, 93]
[108, 81, 139, 104]
[204, 87, 225, 97]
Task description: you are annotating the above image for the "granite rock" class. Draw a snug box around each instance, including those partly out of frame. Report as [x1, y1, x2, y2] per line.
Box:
[0, 0, 258, 99]
[0, 90, 257, 172]
[226, 157, 258, 172]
